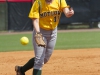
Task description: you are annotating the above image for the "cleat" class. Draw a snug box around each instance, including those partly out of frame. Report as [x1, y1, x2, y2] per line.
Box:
[15, 66, 25, 75]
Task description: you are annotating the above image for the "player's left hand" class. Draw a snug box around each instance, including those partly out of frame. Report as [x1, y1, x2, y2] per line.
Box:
[35, 32, 46, 48]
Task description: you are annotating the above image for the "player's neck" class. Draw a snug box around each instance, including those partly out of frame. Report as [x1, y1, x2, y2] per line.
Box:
[45, 0, 53, 4]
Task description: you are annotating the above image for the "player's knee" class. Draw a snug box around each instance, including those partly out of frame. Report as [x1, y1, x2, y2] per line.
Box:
[44, 57, 51, 64]
[44, 58, 48, 64]
[34, 57, 44, 70]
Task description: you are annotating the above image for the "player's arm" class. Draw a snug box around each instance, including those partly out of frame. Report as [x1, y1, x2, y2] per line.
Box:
[28, 0, 40, 33]
[63, 7, 74, 18]
[32, 18, 40, 33]
[61, 0, 74, 18]
[32, 18, 46, 48]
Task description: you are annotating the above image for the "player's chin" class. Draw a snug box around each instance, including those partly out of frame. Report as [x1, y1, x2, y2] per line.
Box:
[47, 0, 52, 1]
[45, 0, 53, 2]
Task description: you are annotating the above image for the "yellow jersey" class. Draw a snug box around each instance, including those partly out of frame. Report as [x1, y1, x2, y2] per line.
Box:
[29, 0, 68, 30]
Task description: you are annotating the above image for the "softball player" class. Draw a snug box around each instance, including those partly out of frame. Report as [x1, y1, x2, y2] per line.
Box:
[15, 0, 74, 75]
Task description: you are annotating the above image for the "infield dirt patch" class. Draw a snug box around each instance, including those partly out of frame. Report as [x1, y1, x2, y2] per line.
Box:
[0, 48, 100, 75]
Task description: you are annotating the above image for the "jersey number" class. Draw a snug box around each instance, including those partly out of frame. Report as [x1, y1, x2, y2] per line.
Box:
[54, 16, 60, 22]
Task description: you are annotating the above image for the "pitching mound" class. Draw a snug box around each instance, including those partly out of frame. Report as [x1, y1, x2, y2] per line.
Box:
[0, 48, 100, 75]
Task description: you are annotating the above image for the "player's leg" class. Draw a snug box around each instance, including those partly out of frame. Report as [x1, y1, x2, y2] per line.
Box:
[32, 28, 57, 75]
[21, 57, 35, 72]
[44, 28, 57, 64]
[33, 69, 42, 75]
[15, 57, 35, 75]
[32, 29, 47, 75]
[44, 36, 57, 64]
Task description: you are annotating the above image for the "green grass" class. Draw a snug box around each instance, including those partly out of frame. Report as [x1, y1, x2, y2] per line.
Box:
[56, 31, 100, 49]
[0, 33, 33, 52]
[0, 31, 100, 52]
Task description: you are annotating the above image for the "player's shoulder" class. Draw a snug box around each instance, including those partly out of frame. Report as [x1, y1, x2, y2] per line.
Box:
[33, 0, 42, 5]
[34, 0, 41, 2]
[34, 0, 43, 3]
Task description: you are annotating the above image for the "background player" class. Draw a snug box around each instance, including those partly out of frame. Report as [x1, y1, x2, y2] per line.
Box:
[15, 0, 74, 75]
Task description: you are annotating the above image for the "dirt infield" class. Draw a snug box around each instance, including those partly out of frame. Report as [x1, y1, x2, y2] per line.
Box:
[0, 48, 100, 75]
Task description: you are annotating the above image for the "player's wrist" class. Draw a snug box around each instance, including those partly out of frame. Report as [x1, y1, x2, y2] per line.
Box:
[36, 32, 41, 34]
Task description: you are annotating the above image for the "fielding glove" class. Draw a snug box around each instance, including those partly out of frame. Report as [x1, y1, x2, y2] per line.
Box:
[34, 32, 46, 48]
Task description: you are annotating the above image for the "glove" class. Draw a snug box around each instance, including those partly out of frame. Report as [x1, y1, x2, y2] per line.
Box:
[34, 32, 46, 48]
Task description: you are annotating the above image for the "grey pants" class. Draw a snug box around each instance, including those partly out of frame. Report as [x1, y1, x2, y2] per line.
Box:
[32, 28, 57, 70]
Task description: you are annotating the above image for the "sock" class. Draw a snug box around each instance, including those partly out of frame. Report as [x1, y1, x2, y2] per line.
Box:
[33, 69, 42, 75]
[21, 57, 35, 72]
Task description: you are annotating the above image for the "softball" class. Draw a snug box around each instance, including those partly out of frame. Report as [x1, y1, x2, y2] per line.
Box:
[20, 36, 29, 45]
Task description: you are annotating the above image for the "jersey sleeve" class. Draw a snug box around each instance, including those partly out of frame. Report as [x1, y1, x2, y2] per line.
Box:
[28, 0, 39, 19]
[60, 0, 69, 10]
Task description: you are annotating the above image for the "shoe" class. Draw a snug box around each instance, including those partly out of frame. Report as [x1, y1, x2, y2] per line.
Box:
[15, 66, 25, 75]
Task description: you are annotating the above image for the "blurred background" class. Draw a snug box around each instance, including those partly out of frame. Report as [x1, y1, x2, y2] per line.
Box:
[0, 0, 100, 31]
